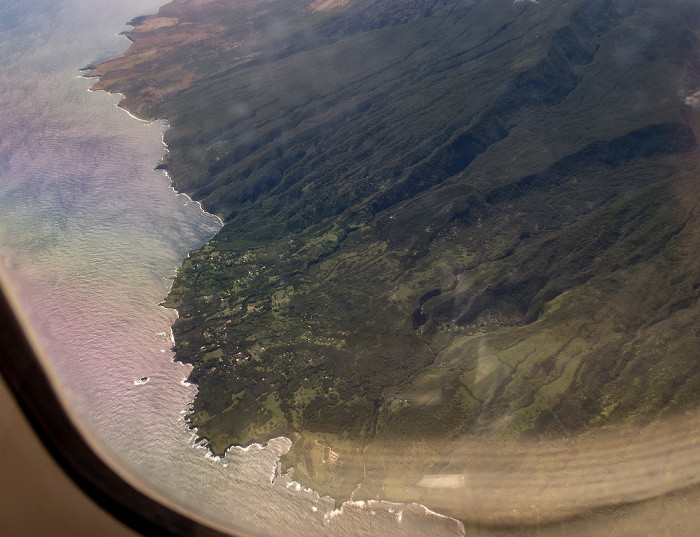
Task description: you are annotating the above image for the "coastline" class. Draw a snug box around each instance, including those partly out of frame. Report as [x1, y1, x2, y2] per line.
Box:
[78, 1, 567, 527]
[165, 180, 225, 227]
[80, 25, 469, 537]
[81, 53, 338, 525]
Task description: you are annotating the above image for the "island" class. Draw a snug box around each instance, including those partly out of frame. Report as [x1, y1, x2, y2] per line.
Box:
[87, 0, 700, 526]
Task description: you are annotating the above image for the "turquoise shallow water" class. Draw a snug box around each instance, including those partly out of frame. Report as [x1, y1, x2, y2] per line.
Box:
[0, 1, 463, 535]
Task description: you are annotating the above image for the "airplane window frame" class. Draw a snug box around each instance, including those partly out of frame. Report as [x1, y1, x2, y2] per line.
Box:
[0, 269, 248, 537]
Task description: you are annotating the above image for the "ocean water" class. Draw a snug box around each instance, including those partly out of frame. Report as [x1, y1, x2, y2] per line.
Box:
[0, 1, 464, 535]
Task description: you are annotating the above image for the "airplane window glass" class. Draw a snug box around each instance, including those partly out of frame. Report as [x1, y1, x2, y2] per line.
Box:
[2, 0, 700, 535]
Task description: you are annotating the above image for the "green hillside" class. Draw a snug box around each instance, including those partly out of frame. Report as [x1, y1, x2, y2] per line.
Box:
[94, 0, 700, 523]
